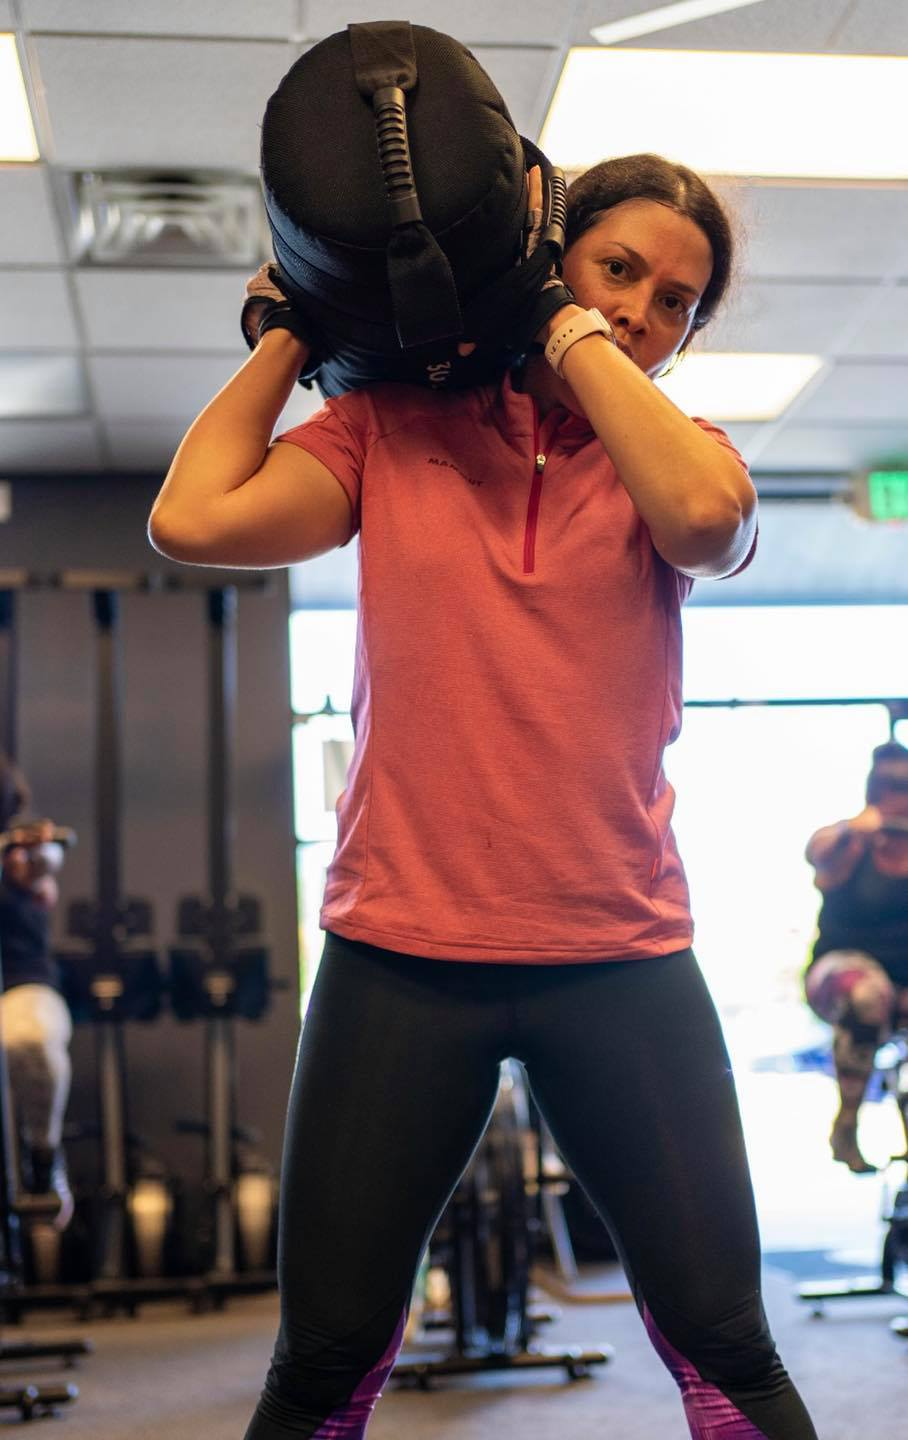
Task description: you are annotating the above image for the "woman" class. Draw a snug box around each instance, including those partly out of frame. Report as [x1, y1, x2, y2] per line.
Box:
[805, 740, 908, 1174]
[150, 154, 817, 1440]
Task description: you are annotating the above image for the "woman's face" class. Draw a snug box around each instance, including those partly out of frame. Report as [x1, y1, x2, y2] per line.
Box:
[561, 198, 714, 378]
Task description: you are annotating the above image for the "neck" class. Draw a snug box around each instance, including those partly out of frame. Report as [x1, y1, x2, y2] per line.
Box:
[517, 353, 577, 419]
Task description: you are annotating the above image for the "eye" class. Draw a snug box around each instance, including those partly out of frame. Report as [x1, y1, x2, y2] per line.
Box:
[601, 258, 628, 279]
[661, 294, 692, 324]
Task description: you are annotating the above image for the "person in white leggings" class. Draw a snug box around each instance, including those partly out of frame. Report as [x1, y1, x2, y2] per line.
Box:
[0, 751, 73, 1227]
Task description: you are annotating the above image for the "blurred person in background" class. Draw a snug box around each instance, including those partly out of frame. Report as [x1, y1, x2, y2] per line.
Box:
[805, 740, 908, 1173]
[0, 749, 73, 1225]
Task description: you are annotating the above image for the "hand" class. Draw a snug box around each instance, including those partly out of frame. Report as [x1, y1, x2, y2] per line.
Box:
[850, 805, 883, 834]
[240, 263, 313, 359]
[456, 166, 577, 362]
[2, 821, 64, 902]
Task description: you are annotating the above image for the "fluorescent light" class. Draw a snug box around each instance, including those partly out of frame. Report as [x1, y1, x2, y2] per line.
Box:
[655, 353, 824, 421]
[541, 49, 908, 179]
[0, 35, 39, 162]
[591, 0, 768, 46]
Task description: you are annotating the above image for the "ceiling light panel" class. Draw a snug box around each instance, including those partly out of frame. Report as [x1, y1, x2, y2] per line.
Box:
[590, 0, 769, 46]
[541, 49, 908, 178]
[655, 352, 824, 420]
[0, 34, 39, 162]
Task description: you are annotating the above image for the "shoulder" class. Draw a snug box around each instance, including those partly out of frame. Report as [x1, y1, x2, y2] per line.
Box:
[284, 382, 490, 451]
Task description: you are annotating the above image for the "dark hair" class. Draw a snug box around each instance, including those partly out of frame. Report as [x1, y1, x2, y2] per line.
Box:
[866, 741, 908, 803]
[564, 153, 735, 344]
[0, 750, 30, 830]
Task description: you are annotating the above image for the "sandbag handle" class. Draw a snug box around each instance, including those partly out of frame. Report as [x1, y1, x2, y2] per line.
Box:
[372, 85, 422, 228]
[349, 19, 423, 225]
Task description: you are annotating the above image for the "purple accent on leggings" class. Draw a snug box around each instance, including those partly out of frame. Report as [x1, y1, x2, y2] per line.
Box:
[643, 1304, 768, 1438]
[310, 1308, 407, 1439]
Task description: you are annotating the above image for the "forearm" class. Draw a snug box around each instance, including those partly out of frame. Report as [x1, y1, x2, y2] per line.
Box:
[557, 322, 757, 576]
[150, 330, 309, 532]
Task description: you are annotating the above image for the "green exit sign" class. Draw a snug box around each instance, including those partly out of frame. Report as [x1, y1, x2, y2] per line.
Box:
[866, 470, 908, 521]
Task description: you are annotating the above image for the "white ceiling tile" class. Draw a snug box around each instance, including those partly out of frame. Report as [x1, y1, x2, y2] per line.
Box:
[0, 418, 101, 471]
[709, 503, 908, 606]
[102, 382, 324, 468]
[103, 419, 189, 473]
[0, 354, 86, 417]
[725, 184, 908, 281]
[0, 270, 79, 349]
[571, 0, 853, 51]
[831, 0, 908, 54]
[0, 166, 65, 264]
[21, 1, 296, 39]
[845, 284, 908, 358]
[0, 1, 14, 27]
[303, 1, 570, 46]
[701, 281, 878, 356]
[88, 353, 240, 422]
[90, 352, 326, 429]
[747, 424, 908, 472]
[471, 46, 561, 138]
[794, 362, 908, 423]
[74, 270, 246, 351]
[33, 36, 296, 171]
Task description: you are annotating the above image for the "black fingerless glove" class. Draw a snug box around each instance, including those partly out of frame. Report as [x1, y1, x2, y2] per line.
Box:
[522, 276, 576, 353]
[240, 269, 324, 388]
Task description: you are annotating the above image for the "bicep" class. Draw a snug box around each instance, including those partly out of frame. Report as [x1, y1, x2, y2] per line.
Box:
[150, 440, 355, 569]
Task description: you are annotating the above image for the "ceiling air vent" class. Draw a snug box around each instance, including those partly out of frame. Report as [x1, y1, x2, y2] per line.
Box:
[68, 170, 267, 267]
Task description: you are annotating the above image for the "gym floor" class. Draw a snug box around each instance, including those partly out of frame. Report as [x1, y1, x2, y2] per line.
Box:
[4, 1060, 906, 1439]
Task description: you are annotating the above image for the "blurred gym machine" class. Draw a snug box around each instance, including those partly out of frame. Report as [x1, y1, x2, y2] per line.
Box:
[394, 1059, 615, 1388]
[168, 588, 280, 1300]
[1, 570, 280, 1320]
[0, 586, 89, 1415]
[55, 582, 172, 1313]
[798, 1026, 908, 1332]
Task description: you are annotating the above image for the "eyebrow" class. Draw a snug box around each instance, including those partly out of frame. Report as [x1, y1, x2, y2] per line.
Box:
[607, 243, 703, 302]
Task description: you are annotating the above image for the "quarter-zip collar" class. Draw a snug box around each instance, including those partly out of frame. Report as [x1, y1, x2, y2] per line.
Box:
[485, 369, 596, 460]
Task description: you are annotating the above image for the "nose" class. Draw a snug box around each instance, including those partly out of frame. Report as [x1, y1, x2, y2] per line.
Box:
[609, 284, 651, 337]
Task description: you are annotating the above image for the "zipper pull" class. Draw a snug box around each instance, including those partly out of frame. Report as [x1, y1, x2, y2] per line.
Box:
[535, 453, 546, 472]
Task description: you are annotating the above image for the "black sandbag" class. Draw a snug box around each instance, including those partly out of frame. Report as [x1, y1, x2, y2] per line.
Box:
[260, 20, 564, 396]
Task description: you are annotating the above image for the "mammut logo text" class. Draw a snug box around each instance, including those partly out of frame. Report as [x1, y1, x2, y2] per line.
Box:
[427, 458, 482, 486]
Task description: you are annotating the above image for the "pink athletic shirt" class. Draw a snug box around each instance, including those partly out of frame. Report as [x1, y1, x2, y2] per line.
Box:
[278, 373, 752, 964]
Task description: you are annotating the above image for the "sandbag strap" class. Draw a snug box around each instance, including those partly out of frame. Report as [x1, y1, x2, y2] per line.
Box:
[348, 20, 463, 349]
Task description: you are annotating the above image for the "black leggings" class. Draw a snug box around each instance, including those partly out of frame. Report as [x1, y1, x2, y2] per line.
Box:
[245, 934, 817, 1440]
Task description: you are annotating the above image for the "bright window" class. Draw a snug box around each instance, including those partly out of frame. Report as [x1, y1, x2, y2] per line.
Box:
[289, 605, 906, 1007]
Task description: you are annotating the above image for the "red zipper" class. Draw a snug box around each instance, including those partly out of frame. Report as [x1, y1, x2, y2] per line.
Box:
[523, 408, 546, 574]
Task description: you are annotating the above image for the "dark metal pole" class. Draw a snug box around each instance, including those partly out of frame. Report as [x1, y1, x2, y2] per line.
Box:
[206, 588, 238, 1276]
[0, 589, 23, 1282]
[92, 591, 121, 969]
[207, 588, 237, 946]
[0, 591, 17, 762]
